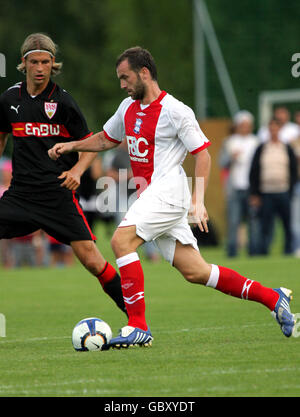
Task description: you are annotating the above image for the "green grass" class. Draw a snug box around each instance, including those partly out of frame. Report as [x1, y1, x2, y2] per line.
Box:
[1, 223, 300, 397]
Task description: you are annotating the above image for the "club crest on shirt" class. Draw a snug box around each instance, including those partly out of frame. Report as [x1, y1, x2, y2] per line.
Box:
[133, 118, 143, 134]
[44, 102, 57, 119]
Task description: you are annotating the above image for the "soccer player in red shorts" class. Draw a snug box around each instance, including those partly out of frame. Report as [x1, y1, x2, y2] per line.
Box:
[49, 47, 296, 347]
[0, 33, 126, 316]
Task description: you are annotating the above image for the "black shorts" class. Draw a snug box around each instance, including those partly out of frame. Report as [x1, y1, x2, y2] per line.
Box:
[0, 187, 97, 245]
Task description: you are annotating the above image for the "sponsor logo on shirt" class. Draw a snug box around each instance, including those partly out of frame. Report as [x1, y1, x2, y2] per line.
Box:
[12, 122, 71, 138]
[127, 135, 149, 162]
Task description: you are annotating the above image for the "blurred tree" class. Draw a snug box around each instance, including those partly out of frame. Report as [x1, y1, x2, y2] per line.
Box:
[1, 0, 300, 151]
[205, 0, 300, 121]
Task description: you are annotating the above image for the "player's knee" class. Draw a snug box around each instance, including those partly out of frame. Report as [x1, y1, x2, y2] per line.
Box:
[110, 229, 134, 258]
[111, 228, 138, 258]
[182, 267, 210, 285]
[111, 231, 126, 256]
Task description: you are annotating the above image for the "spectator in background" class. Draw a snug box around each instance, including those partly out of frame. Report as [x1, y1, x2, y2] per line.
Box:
[258, 106, 299, 144]
[249, 118, 298, 255]
[48, 235, 74, 267]
[32, 230, 50, 266]
[294, 110, 300, 132]
[290, 115, 300, 256]
[11, 234, 36, 267]
[219, 110, 259, 257]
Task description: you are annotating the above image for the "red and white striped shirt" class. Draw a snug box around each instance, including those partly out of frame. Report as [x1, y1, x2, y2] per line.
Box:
[103, 91, 211, 208]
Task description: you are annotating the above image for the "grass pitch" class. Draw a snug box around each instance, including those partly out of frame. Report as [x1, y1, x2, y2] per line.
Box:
[1, 224, 300, 397]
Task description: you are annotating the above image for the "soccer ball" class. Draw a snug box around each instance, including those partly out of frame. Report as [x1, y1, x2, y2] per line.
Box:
[72, 317, 112, 351]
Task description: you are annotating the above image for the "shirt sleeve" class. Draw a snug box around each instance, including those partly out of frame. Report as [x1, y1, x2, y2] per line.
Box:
[103, 99, 130, 144]
[0, 94, 12, 134]
[64, 94, 92, 141]
[170, 103, 211, 154]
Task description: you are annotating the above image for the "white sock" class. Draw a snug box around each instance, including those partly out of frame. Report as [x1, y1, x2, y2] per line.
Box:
[206, 264, 220, 288]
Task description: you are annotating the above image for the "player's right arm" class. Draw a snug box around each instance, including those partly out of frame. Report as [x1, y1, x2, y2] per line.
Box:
[49, 97, 129, 160]
[0, 133, 9, 158]
[48, 131, 118, 160]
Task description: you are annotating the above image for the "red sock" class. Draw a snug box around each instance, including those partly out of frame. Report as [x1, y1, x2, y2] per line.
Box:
[96, 261, 117, 287]
[207, 264, 279, 311]
[116, 252, 147, 330]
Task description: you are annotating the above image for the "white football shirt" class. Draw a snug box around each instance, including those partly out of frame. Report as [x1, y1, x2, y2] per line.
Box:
[103, 91, 211, 208]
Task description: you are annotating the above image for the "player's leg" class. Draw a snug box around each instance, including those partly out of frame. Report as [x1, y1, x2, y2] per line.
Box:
[111, 226, 147, 328]
[108, 225, 154, 347]
[71, 240, 127, 315]
[109, 189, 174, 339]
[172, 241, 211, 284]
[173, 241, 295, 337]
[173, 241, 278, 309]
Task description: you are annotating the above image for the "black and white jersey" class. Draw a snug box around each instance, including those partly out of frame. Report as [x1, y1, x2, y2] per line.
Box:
[0, 80, 92, 191]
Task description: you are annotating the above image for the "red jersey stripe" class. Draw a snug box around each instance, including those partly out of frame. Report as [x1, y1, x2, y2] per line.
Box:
[11, 122, 71, 138]
[190, 141, 211, 155]
[47, 83, 57, 99]
[103, 130, 121, 143]
[124, 99, 163, 195]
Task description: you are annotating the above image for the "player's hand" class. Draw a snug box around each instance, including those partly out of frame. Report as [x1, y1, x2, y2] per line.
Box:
[48, 142, 75, 160]
[188, 202, 209, 233]
[58, 169, 81, 190]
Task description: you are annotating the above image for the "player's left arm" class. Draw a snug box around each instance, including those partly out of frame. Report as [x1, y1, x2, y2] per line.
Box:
[170, 103, 211, 231]
[190, 148, 211, 233]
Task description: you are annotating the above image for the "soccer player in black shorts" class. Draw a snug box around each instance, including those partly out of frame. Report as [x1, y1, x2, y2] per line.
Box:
[0, 33, 126, 315]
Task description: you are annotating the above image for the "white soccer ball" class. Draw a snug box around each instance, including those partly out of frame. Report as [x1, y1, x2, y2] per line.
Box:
[72, 317, 112, 351]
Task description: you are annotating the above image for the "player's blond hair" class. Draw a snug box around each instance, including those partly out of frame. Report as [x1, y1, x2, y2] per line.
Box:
[17, 33, 63, 76]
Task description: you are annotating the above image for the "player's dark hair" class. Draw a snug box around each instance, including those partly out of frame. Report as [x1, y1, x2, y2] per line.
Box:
[116, 47, 157, 81]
